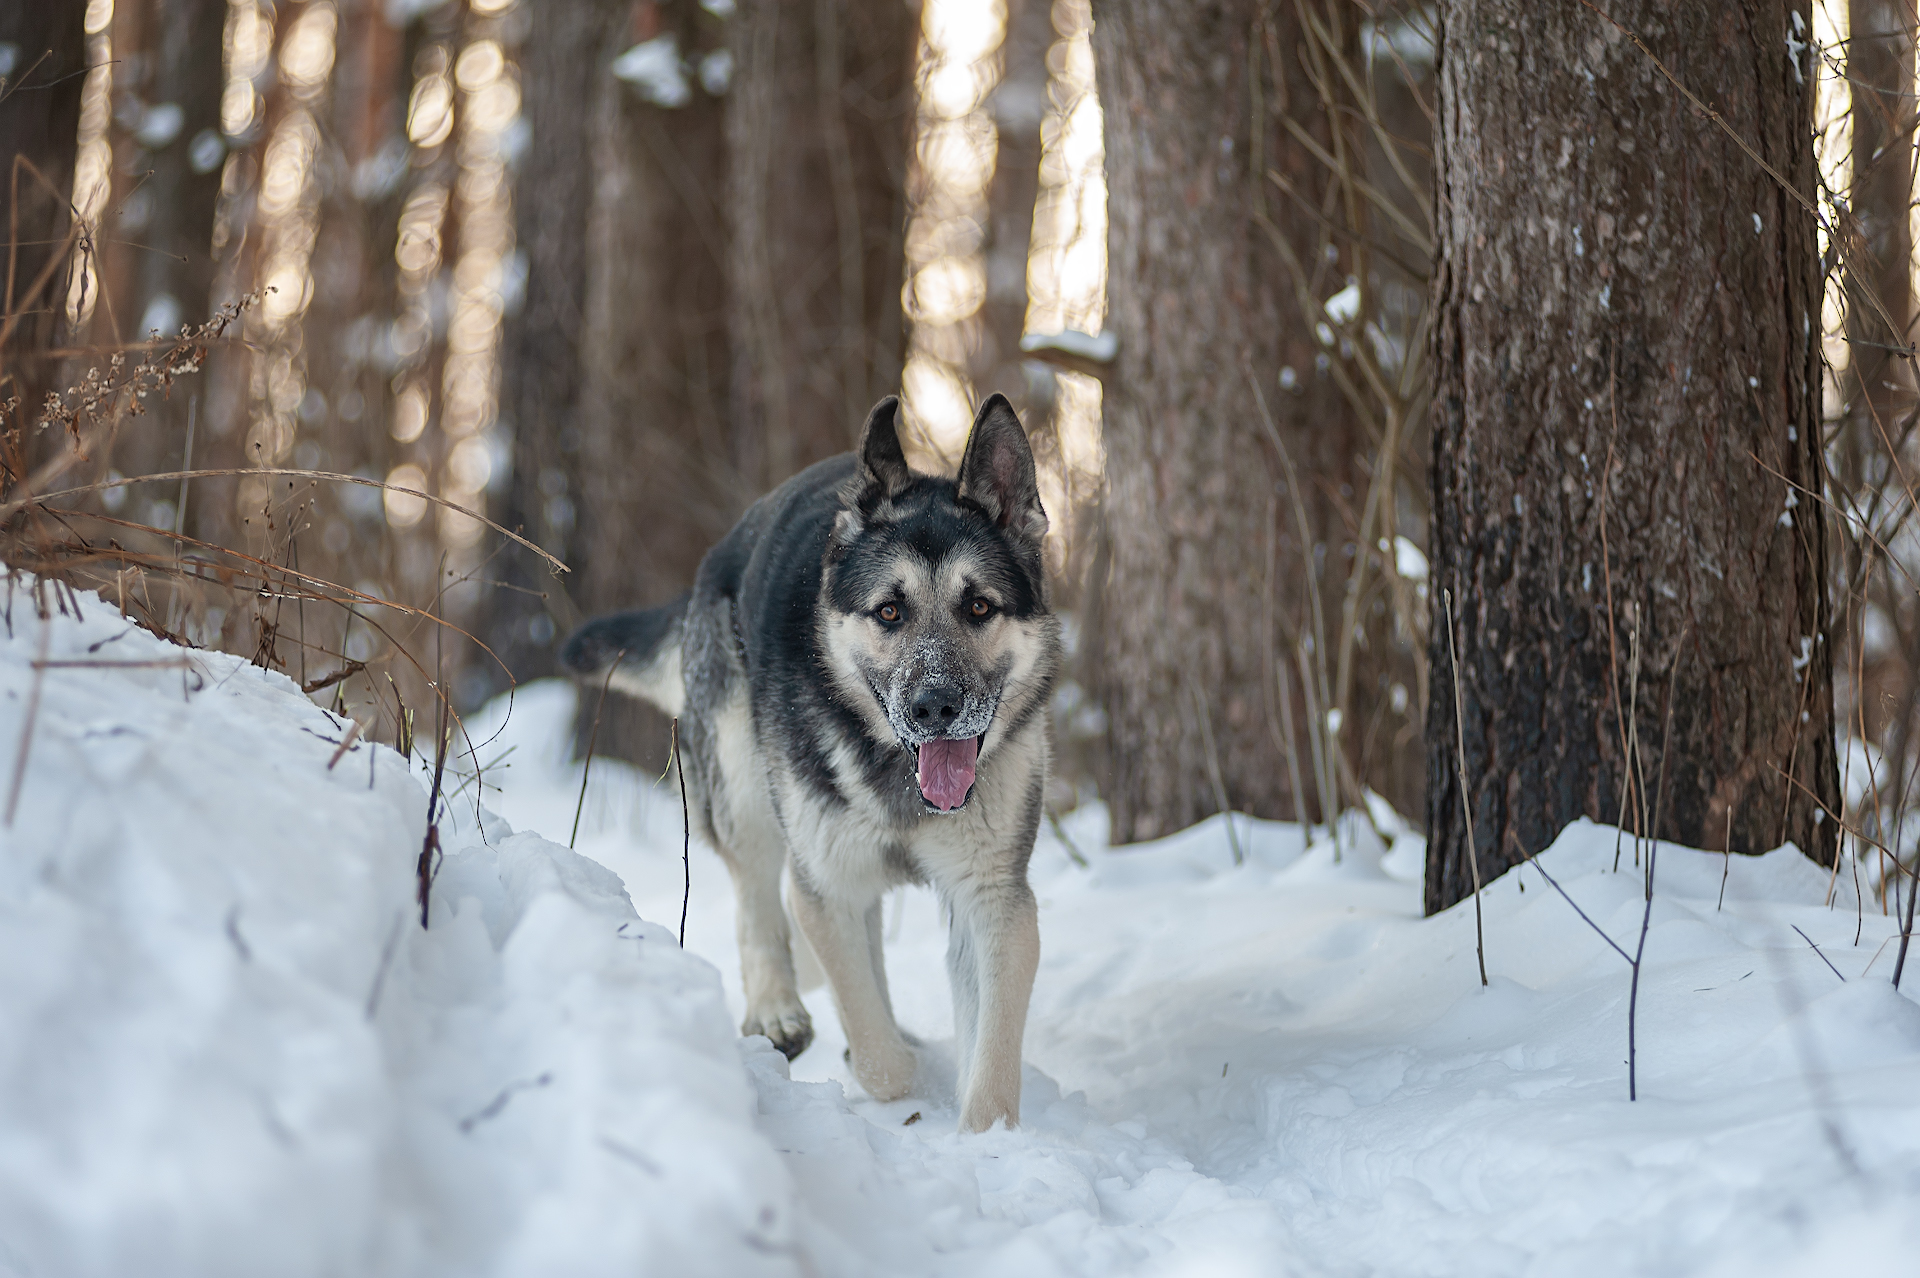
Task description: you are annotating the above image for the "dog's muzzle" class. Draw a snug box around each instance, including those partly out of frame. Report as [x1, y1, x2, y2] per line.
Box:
[884, 674, 994, 812]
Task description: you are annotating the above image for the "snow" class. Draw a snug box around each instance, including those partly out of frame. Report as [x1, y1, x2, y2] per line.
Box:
[610, 36, 691, 108]
[1020, 329, 1118, 364]
[1324, 281, 1361, 324]
[1380, 533, 1427, 582]
[4, 575, 1920, 1276]
[0, 581, 792, 1277]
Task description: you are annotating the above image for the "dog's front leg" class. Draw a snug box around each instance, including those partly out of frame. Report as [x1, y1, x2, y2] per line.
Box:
[952, 882, 1039, 1132]
[789, 879, 916, 1102]
[723, 852, 812, 1060]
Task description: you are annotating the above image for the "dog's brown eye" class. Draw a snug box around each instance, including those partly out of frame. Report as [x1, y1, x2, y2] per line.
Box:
[877, 603, 901, 624]
[969, 598, 994, 619]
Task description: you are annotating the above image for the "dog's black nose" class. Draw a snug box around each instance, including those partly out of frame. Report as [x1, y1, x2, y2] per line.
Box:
[911, 682, 963, 725]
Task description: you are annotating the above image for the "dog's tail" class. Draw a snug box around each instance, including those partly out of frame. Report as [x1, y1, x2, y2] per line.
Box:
[559, 592, 689, 716]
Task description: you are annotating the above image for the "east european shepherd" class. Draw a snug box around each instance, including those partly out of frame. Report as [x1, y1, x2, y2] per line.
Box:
[562, 394, 1060, 1131]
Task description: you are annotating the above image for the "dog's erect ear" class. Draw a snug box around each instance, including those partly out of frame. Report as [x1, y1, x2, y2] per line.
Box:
[832, 396, 913, 557]
[854, 396, 912, 504]
[957, 394, 1048, 543]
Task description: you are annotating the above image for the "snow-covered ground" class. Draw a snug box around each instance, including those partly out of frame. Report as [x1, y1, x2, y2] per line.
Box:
[4, 576, 1919, 1277]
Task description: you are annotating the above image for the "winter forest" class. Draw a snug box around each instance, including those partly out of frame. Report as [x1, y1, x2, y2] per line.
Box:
[3, 0, 1920, 1274]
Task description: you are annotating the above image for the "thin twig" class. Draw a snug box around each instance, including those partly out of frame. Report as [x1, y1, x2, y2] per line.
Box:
[1792, 925, 1847, 983]
[1896, 821, 1919, 989]
[570, 651, 625, 850]
[417, 577, 452, 930]
[1720, 807, 1733, 912]
[4, 613, 50, 827]
[1628, 833, 1654, 1102]
[1627, 637, 1688, 1102]
[1443, 588, 1488, 986]
[1188, 670, 1244, 865]
[1046, 807, 1090, 868]
[363, 911, 404, 1021]
[1523, 854, 1634, 965]
[674, 717, 691, 948]
[327, 720, 362, 770]
[1248, 366, 1346, 836]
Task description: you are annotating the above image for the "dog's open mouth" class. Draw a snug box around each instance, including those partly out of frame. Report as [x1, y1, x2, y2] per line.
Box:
[916, 735, 980, 812]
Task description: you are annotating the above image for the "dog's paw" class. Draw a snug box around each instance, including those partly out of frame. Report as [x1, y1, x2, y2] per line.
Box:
[850, 1036, 916, 1103]
[958, 1086, 1019, 1133]
[743, 1003, 813, 1060]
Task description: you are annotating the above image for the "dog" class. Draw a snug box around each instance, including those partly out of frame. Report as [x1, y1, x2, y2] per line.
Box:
[562, 394, 1061, 1132]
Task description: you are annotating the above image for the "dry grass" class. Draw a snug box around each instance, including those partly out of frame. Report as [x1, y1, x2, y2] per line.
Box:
[0, 176, 560, 927]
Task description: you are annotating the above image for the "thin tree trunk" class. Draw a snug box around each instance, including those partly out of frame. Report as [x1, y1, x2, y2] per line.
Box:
[485, 0, 627, 687]
[297, 0, 409, 604]
[724, 0, 914, 492]
[133, 0, 225, 333]
[573, 0, 736, 769]
[101, 0, 228, 509]
[1847, 3, 1914, 445]
[1835, 3, 1913, 781]
[1426, 1, 1838, 913]
[974, 0, 1050, 416]
[0, 3, 88, 476]
[1093, 0, 1376, 841]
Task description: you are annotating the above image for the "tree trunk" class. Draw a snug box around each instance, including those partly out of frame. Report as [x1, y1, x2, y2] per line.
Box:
[484, 0, 628, 688]
[0, 3, 87, 473]
[1847, 2, 1914, 455]
[93, 0, 228, 505]
[1425, 1, 1838, 913]
[137, 0, 227, 335]
[1840, 2, 1920, 841]
[973, 0, 1050, 416]
[724, 0, 915, 492]
[294, 0, 410, 608]
[570, 0, 737, 769]
[1092, 0, 1379, 842]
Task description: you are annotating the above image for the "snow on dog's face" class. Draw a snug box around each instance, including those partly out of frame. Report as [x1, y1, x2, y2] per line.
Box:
[822, 396, 1060, 814]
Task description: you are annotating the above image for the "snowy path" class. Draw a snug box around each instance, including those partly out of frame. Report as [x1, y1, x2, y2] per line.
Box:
[484, 685, 1920, 1278]
[3, 581, 1919, 1277]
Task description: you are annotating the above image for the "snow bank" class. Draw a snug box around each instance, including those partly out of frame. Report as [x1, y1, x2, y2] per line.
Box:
[4, 575, 1920, 1277]
[0, 578, 803, 1277]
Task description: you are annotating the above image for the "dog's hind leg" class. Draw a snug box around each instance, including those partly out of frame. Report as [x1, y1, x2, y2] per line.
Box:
[790, 879, 916, 1102]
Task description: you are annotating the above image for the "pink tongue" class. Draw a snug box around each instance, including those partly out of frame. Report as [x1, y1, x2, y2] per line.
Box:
[916, 736, 979, 811]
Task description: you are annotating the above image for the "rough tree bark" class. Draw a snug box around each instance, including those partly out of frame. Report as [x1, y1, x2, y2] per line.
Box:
[484, 0, 628, 688]
[724, 0, 915, 492]
[1847, 2, 1914, 441]
[1426, 1, 1838, 913]
[571, 0, 737, 767]
[1841, 2, 1919, 796]
[580, 6, 735, 616]
[1093, 0, 1382, 842]
[0, 4, 87, 472]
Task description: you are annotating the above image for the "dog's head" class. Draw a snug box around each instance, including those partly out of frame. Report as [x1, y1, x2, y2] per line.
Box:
[821, 395, 1061, 814]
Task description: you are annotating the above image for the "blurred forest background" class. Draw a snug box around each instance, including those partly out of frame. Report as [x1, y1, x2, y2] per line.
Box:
[4, 0, 1920, 918]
